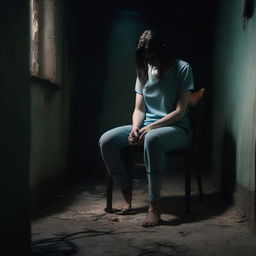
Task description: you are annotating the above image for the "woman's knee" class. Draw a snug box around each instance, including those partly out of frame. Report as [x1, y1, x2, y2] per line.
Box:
[144, 131, 161, 150]
[98, 126, 130, 151]
[98, 130, 115, 150]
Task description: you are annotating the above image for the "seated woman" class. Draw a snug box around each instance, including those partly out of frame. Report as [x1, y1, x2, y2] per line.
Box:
[99, 29, 194, 227]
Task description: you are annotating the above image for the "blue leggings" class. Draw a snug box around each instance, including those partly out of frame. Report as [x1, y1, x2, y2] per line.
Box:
[99, 125, 190, 201]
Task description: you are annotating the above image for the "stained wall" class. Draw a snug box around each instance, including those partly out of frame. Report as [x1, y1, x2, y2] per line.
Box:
[212, 0, 256, 221]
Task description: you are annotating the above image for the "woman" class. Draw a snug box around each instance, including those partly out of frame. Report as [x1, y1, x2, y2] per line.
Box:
[99, 29, 194, 227]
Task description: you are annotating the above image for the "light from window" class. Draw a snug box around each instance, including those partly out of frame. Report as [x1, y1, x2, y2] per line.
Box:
[30, 0, 56, 84]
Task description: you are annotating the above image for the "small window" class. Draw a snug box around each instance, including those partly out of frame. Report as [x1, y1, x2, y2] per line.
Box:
[30, 0, 57, 84]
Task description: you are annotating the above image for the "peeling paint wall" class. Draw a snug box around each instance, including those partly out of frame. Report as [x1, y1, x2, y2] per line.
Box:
[29, 0, 72, 203]
[212, 0, 256, 192]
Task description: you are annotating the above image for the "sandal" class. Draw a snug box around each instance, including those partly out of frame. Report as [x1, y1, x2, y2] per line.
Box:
[142, 208, 161, 227]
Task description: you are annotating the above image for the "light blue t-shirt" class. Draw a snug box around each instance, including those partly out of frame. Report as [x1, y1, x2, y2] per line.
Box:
[135, 59, 194, 131]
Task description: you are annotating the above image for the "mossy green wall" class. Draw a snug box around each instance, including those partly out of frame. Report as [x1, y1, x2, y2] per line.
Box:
[212, 0, 256, 191]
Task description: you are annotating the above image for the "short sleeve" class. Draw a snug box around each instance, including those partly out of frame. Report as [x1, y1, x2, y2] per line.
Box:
[135, 77, 143, 95]
[178, 64, 194, 94]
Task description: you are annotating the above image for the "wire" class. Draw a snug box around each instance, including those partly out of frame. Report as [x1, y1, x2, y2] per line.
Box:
[32, 228, 157, 255]
[31, 228, 115, 255]
[32, 237, 78, 256]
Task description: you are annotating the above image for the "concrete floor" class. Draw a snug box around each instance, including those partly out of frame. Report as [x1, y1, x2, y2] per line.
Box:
[31, 171, 256, 256]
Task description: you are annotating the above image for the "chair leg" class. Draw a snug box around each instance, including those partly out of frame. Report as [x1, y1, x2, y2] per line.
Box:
[105, 172, 113, 213]
[196, 164, 204, 202]
[127, 166, 133, 208]
[185, 161, 191, 214]
[122, 147, 134, 208]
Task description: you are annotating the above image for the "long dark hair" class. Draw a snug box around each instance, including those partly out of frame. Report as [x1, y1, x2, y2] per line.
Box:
[135, 29, 176, 86]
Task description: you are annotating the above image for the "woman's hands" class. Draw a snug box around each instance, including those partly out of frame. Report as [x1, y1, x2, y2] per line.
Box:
[138, 125, 153, 140]
[128, 125, 153, 145]
[128, 126, 140, 145]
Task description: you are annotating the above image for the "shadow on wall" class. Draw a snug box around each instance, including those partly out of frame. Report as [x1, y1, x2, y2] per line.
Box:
[67, 7, 112, 181]
[220, 127, 236, 204]
[67, 6, 145, 182]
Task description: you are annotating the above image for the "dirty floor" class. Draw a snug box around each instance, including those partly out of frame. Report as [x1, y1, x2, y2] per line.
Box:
[31, 171, 256, 256]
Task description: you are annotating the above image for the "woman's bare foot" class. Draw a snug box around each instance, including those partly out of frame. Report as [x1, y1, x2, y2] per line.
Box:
[142, 201, 161, 227]
[116, 187, 132, 215]
[116, 201, 131, 215]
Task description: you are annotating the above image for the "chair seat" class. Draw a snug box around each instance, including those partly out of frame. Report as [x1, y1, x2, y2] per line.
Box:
[125, 144, 192, 168]
[124, 144, 192, 155]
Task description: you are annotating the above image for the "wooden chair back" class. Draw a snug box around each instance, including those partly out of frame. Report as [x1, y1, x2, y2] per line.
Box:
[188, 88, 206, 154]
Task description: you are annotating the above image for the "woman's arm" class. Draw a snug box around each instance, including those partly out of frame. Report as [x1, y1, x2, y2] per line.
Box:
[132, 93, 146, 128]
[128, 93, 146, 144]
[139, 91, 191, 139]
[151, 91, 190, 128]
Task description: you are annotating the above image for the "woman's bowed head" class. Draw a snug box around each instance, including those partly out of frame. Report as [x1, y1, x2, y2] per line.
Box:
[99, 28, 194, 227]
[128, 29, 177, 146]
[135, 29, 176, 84]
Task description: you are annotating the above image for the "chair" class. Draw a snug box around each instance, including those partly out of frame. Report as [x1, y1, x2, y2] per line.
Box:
[105, 88, 206, 214]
